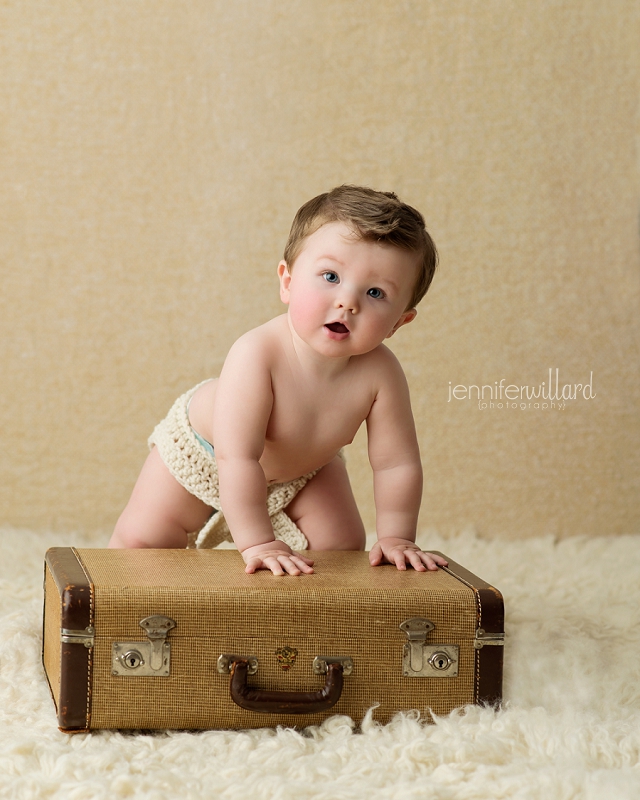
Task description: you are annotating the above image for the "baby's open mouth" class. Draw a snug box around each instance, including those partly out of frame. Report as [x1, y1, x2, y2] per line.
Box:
[325, 322, 349, 334]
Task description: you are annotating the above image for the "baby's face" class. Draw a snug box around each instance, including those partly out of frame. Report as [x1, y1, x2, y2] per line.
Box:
[278, 221, 418, 358]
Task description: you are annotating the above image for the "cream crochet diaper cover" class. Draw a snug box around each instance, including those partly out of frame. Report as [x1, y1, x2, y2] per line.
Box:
[148, 382, 316, 550]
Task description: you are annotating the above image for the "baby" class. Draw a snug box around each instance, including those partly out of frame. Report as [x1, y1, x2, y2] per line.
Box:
[109, 185, 448, 576]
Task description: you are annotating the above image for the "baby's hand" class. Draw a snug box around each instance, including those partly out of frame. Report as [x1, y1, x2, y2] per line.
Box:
[369, 537, 448, 572]
[241, 540, 315, 576]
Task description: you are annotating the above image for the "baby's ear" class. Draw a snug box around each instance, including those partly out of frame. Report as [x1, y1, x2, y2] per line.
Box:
[278, 261, 292, 304]
[386, 308, 417, 338]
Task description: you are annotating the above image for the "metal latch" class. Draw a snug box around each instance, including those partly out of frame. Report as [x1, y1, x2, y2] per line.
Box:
[61, 627, 95, 648]
[400, 617, 459, 678]
[474, 629, 505, 649]
[112, 615, 176, 677]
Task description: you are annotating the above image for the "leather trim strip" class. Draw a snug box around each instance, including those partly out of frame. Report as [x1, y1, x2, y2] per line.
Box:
[44, 547, 94, 732]
[433, 551, 504, 707]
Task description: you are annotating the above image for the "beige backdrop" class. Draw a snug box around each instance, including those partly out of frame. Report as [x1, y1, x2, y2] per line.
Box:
[1, 1, 638, 539]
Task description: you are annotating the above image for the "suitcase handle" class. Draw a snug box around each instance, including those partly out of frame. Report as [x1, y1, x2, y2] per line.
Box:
[229, 659, 344, 714]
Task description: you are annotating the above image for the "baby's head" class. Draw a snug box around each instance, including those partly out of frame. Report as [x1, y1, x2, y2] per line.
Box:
[283, 185, 438, 311]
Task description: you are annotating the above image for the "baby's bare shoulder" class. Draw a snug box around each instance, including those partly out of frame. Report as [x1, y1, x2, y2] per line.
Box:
[358, 343, 407, 383]
[226, 316, 287, 363]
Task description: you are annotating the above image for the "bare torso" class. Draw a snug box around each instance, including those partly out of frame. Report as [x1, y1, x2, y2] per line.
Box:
[187, 315, 381, 483]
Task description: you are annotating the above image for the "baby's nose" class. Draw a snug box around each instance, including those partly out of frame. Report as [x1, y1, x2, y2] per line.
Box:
[335, 287, 359, 313]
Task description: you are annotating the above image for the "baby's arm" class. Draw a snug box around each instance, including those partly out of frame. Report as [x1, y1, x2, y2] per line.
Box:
[213, 334, 313, 576]
[365, 349, 447, 572]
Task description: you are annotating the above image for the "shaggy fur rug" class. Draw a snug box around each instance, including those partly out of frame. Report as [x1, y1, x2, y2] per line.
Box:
[1, 527, 639, 799]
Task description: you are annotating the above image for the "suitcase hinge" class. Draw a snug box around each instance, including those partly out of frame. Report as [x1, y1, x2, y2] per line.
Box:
[399, 618, 459, 678]
[111, 615, 176, 677]
[61, 627, 95, 648]
[474, 628, 505, 649]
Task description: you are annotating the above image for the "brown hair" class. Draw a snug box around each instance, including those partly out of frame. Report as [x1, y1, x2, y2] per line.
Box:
[283, 185, 438, 310]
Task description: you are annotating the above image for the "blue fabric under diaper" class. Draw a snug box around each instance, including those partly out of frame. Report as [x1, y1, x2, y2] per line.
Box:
[193, 428, 215, 457]
[187, 395, 215, 456]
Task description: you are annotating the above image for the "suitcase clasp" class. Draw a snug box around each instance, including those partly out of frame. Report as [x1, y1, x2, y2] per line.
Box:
[112, 615, 176, 677]
[139, 615, 176, 670]
[399, 618, 434, 673]
[400, 617, 459, 678]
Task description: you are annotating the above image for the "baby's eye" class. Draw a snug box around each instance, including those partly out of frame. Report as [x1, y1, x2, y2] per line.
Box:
[323, 271, 339, 284]
[367, 287, 385, 299]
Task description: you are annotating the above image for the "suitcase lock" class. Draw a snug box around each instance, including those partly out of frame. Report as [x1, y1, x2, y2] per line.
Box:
[400, 618, 459, 678]
[112, 615, 176, 677]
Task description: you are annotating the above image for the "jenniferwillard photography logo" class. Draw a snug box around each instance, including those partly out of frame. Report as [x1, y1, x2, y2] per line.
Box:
[448, 368, 596, 411]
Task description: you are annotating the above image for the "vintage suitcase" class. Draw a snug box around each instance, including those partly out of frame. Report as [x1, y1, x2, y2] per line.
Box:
[42, 548, 504, 732]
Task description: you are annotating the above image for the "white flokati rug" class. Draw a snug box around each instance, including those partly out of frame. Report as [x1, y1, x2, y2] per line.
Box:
[1, 528, 639, 800]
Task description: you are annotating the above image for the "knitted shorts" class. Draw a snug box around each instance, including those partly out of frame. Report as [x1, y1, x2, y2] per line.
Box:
[148, 382, 316, 550]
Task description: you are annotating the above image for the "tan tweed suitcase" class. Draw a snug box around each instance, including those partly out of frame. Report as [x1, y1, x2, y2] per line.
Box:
[42, 548, 504, 732]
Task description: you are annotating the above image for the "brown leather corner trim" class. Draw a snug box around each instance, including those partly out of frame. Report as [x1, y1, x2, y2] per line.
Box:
[433, 551, 504, 707]
[476, 646, 503, 707]
[45, 548, 93, 632]
[44, 548, 94, 732]
[432, 552, 504, 633]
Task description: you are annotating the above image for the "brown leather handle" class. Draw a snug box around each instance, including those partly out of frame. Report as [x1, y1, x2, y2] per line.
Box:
[229, 659, 344, 714]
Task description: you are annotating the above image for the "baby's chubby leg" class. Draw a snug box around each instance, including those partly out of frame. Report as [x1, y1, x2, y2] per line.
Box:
[285, 455, 366, 550]
[109, 447, 213, 548]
